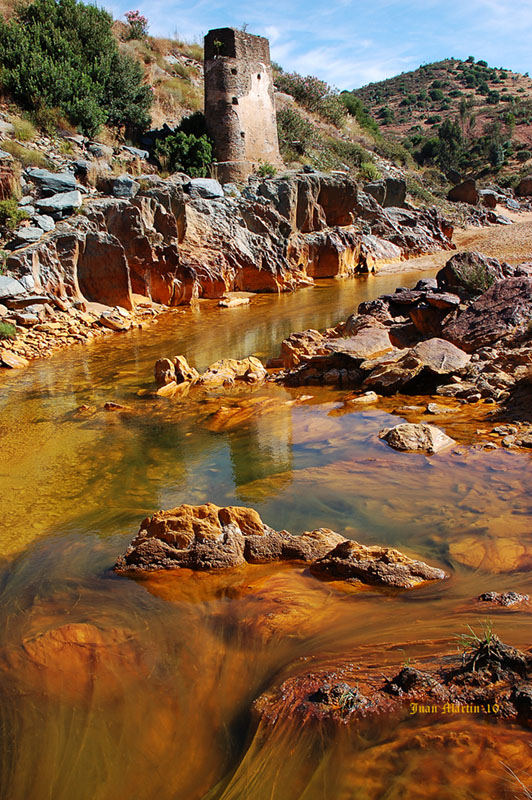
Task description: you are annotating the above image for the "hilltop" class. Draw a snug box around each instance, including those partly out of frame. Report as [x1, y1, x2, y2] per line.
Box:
[349, 58, 532, 180]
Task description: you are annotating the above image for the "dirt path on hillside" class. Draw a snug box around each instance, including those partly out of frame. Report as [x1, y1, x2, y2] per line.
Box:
[381, 208, 532, 273]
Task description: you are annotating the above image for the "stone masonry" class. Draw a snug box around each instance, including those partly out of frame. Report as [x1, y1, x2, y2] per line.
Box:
[204, 27, 282, 183]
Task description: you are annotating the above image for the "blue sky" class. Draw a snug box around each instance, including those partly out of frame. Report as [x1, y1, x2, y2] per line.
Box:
[106, 0, 532, 89]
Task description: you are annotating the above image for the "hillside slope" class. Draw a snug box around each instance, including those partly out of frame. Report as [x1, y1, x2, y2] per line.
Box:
[351, 58, 532, 179]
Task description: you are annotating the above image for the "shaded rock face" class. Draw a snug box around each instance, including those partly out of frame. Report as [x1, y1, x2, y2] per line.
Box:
[442, 277, 532, 353]
[364, 177, 406, 209]
[436, 250, 511, 296]
[115, 503, 446, 589]
[379, 423, 456, 454]
[515, 176, 532, 197]
[6, 172, 454, 311]
[447, 178, 479, 205]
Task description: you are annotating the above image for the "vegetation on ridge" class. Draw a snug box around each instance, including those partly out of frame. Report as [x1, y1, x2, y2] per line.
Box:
[0, 0, 152, 136]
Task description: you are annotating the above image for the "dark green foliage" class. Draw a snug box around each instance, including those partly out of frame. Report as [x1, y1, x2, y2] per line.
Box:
[429, 88, 444, 101]
[339, 92, 379, 134]
[0, 0, 152, 136]
[177, 111, 209, 138]
[0, 322, 17, 340]
[378, 106, 394, 124]
[436, 118, 463, 171]
[155, 123, 212, 178]
[0, 199, 29, 230]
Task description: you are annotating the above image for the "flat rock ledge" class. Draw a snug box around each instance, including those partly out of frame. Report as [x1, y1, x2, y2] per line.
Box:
[114, 503, 446, 588]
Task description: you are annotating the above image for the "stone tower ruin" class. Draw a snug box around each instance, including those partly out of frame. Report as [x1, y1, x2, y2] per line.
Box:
[204, 27, 281, 184]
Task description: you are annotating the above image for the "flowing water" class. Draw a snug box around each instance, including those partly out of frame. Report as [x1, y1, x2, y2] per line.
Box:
[0, 268, 531, 800]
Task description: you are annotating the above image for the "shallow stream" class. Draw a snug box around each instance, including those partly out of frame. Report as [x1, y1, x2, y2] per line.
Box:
[1, 266, 531, 799]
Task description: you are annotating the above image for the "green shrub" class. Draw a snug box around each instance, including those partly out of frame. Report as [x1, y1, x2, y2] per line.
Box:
[339, 92, 379, 134]
[0, 198, 29, 229]
[155, 129, 212, 177]
[274, 71, 346, 126]
[256, 161, 276, 178]
[359, 161, 381, 181]
[429, 88, 444, 101]
[0, 0, 152, 136]
[0, 322, 17, 340]
[277, 107, 315, 158]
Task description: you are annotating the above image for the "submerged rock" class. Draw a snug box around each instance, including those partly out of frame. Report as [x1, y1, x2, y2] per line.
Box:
[379, 423, 456, 454]
[197, 356, 267, 387]
[115, 502, 446, 588]
[478, 591, 529, 607]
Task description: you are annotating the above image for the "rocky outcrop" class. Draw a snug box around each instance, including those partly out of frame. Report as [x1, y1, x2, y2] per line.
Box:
[310, 539, 446, 586]
[436, 250, 513, 296]
[274, 252, 532, 415]
[515, 176, 532, 197]
[115, 502, 447, 588]
[153, 354, 266, 391]
[255, 636, 532, 727]
[447, 178, 479, 205]
[5, 171, 454, 315]
[442, 277, 532, 352]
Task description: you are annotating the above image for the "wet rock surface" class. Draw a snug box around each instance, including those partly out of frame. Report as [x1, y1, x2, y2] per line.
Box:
[255, 636, 532, 726]
[115, 502, 446, 588]
[272, 249, 532, 448]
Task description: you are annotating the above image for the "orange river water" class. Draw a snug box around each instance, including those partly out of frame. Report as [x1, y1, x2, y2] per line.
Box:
[0, 260, 531, 800]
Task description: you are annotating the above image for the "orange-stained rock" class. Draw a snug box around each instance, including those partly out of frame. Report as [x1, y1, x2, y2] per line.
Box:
[173, 354, 199, 383]
[310, 539, 447, 587]
[154, 357, 175, 386]
[197, 356, 266, 387]
[0, 349, 29, 369]
[115, 503, 446, 589]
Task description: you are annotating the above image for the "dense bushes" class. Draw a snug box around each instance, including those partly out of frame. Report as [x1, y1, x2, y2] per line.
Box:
[155, 113, 213, 177]
[0, 0, 152, 136]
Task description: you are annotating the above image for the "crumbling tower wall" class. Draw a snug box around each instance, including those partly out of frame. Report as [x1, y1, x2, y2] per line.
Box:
[204, 27, 282, 184]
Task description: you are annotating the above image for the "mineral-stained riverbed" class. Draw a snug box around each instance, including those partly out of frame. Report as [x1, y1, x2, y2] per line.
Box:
[1, 261, 531, 800]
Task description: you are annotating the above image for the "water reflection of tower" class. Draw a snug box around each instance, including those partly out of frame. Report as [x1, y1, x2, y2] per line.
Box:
[229, 401, 293, 502]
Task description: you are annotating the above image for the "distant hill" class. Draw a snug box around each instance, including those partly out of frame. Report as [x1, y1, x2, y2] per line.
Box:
[350, 58, 532, 178]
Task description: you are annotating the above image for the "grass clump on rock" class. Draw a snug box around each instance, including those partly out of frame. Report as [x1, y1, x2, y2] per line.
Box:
[0, 322, 17, 340]
[0, 199, 29, 229]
